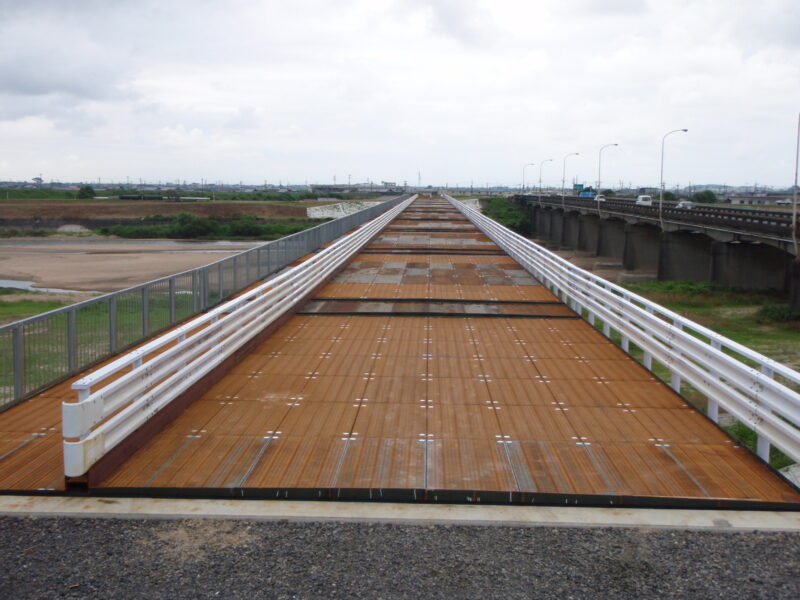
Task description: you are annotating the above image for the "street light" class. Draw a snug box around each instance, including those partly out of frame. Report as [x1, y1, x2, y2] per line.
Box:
[792, 111, 799, 259]
[597, 143, 618, 193]
[659, 128, 688, 228]
[538, 158, 553, 206]
[522, 163, 535, 193]
[561, 152, 579, 209]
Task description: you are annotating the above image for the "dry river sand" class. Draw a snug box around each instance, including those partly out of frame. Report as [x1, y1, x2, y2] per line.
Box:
[0, 237, 261, 293]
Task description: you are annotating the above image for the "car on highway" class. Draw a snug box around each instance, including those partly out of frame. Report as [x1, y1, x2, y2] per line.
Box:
[635, 195, 653, 206]
[676, 200, 694, 209]
[594, 194, 606, 202]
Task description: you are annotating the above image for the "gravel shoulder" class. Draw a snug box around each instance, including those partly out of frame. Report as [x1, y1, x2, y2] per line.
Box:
[0, 516, 797, 599]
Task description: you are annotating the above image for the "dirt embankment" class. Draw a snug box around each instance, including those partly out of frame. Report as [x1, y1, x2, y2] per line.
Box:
[0, 200, 308, 220]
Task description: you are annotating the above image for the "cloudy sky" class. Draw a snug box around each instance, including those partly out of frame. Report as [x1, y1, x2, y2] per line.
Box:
[0, 0, 798, 189]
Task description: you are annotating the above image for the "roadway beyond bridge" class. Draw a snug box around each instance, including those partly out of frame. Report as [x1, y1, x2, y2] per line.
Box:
[0, 196, 798, 509]
[518, 195, 800, 306]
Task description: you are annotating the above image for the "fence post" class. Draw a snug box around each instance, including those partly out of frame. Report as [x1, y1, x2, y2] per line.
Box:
[142, 287, 150, 337]
[218, 262, 224, 300]
[67, 309, 77, 372]
[108, 296, 117, 354]
[169, 278, 176, 324]
[12, 325, 24, 400]
[197, 268, 205, 311]
[192, 271, 199, 312]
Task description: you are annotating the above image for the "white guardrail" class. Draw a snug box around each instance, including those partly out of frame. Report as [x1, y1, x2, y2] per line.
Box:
[445, 195, 800, 466]
[62, 195, 417, 477]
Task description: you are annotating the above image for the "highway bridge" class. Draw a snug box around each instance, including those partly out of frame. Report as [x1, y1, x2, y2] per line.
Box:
[518, 195, 800, 304]
[0, 195, 798, 509]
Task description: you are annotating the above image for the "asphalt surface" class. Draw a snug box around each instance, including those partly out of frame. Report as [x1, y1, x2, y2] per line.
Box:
[0, 516, 797, 599]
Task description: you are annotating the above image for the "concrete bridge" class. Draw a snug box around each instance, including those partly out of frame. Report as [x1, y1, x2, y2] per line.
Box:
[518, 195, 800, 305]
[0, 195, 798, 510]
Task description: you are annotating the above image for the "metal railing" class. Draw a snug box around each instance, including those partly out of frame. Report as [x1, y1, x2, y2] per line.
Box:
[446, 195, 800, 465]
[0, 195, 410, 411]
[62, 195, 416, 478]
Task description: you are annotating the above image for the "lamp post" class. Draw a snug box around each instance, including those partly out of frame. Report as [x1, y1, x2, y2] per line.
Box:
[597, 143, 618, 194]
[659, 128, 688, 228]
[522, 162, 535, 193]
[561, 152, 579, 209]
[791, 112, 799, 310]
[792, 111, 799, 259]
[538, 158, 553, 206]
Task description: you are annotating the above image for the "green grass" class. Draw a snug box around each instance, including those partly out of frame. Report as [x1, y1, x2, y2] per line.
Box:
[0, 228, 51, 238]
[96, 213, 329, 240]
[0, 299, 70, 325]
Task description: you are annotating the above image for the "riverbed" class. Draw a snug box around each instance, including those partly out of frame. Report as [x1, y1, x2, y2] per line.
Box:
[0, 237, 261, 293]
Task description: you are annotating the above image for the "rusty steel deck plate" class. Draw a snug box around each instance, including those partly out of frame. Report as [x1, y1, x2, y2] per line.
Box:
[2, 196, 799, 508]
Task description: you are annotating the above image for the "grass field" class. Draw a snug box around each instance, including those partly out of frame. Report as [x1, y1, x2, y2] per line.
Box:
[0, 289, 70, 326]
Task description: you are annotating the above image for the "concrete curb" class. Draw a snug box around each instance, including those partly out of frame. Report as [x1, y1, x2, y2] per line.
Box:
[1, 496, 798, 532]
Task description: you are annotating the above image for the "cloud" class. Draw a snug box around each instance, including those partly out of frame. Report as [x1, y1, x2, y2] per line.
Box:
[0, 0, 797, 186]
[401, 0, 495, 43]
[557, 0, 649, 16]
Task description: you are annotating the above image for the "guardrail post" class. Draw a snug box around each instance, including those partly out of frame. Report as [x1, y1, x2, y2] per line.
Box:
[108, 296, 117, 354]
[169, 278, 176, 324]
[757, 365, 774, 461]
[141, 287, 150, 336]
[670, 323, 683, 392]
[67, 309, 77, 372]
[12, 325, 24, 400]
[706, 339, 721, 422]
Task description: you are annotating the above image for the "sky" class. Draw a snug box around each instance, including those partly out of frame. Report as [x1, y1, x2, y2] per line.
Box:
[0, 0, 798, 189]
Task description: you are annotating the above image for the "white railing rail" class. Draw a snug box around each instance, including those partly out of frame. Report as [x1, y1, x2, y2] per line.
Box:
[62, 195, 416, 477]
[445, 195, 800, 465]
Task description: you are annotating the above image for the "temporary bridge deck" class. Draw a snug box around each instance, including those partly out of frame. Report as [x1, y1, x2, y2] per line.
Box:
[1, 196, 798, 508]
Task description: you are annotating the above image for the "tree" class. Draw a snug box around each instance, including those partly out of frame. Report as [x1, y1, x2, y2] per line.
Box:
[76, 185, 96, 199]
[662, 191, 677, 203]
[691, 190, 718, 204]
[601, 189, 615, 197]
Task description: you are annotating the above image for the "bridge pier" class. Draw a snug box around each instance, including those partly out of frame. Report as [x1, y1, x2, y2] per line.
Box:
[577, 214, 600, 253]
[791, 260, 800, 309]
[622, 223, 660, 271]
[597, 218, 626, 260]
[550, 210, 565, 248]
[711, 241, 790, 291]
[658, 231, 714, 282]
[562, 212, 580, 248]
[520, 198, 798, 303]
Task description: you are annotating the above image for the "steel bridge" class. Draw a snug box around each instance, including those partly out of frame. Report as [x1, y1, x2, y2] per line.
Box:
[1, 195, 798, 509]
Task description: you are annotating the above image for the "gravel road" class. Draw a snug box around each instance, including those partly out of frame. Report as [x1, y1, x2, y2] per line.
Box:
[0, 516, 797, 599]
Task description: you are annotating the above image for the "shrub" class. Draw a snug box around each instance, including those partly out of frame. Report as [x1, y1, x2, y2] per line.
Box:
[757, 303, 800, 322]
[481, 197, 529, 234]
[76, 185, 96, 199]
